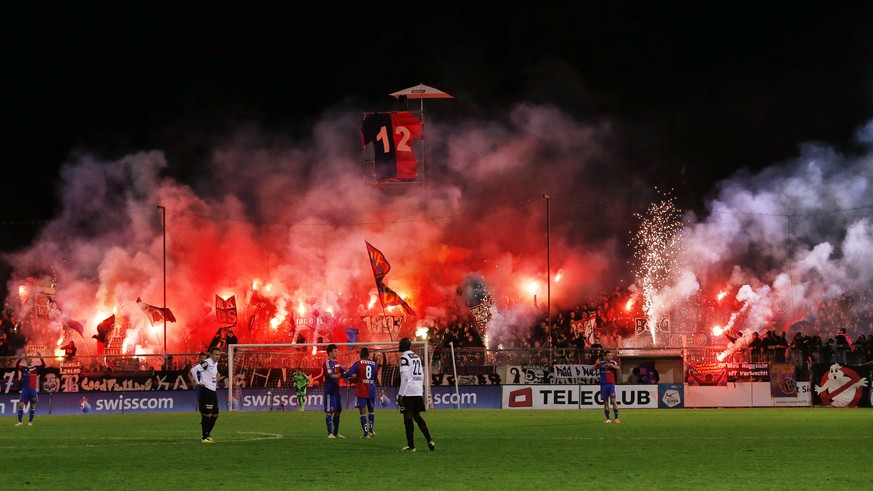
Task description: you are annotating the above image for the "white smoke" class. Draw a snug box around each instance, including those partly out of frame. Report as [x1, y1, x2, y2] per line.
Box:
[665, 133, 873, 339]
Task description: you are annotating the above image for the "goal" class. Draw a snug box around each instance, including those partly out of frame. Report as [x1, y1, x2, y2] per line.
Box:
[227, 341, 429, 412]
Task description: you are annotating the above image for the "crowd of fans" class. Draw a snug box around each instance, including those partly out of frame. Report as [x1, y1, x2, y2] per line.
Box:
[0, 311, 27, 358]
[425, 286, 873, 369]
[2, 285, 872, 372]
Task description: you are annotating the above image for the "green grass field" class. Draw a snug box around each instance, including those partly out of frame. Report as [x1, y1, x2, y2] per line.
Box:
[2, 408, 870, 490]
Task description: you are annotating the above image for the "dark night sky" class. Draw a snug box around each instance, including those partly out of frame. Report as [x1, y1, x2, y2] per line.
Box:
[3, 3, 873, 350]
[3, 2, 873, 250]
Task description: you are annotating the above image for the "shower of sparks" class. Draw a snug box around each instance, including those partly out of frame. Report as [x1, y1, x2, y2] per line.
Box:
[631, 193, 686, 343]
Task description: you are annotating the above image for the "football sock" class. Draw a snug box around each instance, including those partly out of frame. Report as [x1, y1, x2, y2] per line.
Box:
[29, 408, 34, 422]
[207, 416, 218, 434]
[368, 412, 375, 431]
[17, 408, 23, 422]
[404, 417, 415, 447]
[604, 409, 610, 420]
[421, 424, 432, 442]
[359, 414, 368, 434]
[325, 414, 333, 435]
[614, 409, 619, 419]
[201, 415, 210, 437]
[414, 414, 432, 441]
[332, 414, 341, 434]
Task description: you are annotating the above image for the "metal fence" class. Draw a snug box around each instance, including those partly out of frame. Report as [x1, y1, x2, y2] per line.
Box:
[1, 344, 866, 374]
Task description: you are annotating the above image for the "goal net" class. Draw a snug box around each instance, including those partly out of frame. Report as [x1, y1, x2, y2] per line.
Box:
[227, 341, 429, 412]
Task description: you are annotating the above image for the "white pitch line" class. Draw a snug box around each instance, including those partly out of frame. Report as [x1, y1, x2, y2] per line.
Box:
[81, 431, 285, 447]
[439, 434, 872, 441]
[0, 431, 286, 449]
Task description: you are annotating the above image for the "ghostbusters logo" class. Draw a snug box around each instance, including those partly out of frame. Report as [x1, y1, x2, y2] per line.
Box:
[815, 363, 868, 407]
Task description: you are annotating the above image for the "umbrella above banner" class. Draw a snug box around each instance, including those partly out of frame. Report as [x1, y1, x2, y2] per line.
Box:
[389, 83, 453, 111]
[389, 83, 454, 100]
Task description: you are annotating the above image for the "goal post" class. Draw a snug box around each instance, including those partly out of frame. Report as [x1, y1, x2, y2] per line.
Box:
[227, 341, 429, 412]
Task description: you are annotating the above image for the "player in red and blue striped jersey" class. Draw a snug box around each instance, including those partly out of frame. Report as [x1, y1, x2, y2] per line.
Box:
[593, 350, 620, 424]
[15, 352, 46, 426]
[342, 347, 379, 438]
[323, 344, 345, 438]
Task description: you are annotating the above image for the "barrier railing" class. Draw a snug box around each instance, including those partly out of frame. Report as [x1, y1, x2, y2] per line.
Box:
[0, 345, 846, 374]
[0, 353, 201, 372]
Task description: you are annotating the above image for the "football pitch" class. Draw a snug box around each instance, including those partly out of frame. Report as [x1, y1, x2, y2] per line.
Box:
[2, 407, 869, 490]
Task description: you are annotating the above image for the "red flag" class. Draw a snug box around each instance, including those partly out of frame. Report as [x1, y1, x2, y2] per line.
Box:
[64, 320, 85, 337]
[93, 314, 115, 344]
[136, 297, 176, 325]
[97, 314, 115, 334]
[216, 295, 238, 326]
[365, 241, 415, 316]
[248, 289, 271, 312]
[378, 282, 416, 316]
[366, 241, 391, 280]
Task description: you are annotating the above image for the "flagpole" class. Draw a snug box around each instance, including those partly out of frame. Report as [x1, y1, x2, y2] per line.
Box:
[376, 281, 394, 343]
[158, 205, 167, 357]
[366, 240, 394, 342]
[380, 305, 394, 342]
[544, 194, 552, 366]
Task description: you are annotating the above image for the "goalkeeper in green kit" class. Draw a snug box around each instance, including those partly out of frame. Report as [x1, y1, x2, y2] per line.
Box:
[293, 368, 310, 411]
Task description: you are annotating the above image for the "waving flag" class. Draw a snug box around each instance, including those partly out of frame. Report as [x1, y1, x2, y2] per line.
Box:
[216, 295, 238, 326]
[365, 241, 415, 316]
[366, 241, 391, 280]
[93, 314, 115, 343]
[64, 320, 85, 337]
[136, 297, 176, 325]
[378, 282, 416, 316]
[248, 289, 269, 310]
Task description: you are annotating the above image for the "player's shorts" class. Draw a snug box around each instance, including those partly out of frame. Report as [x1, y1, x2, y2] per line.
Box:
[324, 393, 342, 413]
[355, 396, 376, 409]
[600, 383, 617, 400]
[198, 388, 219, 415]
[399, 395, 426, 414]
[355, 384, 376, 408]
[20, 387, 38, 404]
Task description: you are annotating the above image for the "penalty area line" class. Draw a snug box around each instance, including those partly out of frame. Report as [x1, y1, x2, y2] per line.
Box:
[82, 431, 285, 447]
[0, 431, 287, 449]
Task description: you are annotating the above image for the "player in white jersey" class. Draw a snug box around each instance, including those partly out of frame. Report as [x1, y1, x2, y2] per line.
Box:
[190, 346, 222, 443]
[397, 337, 435, 453]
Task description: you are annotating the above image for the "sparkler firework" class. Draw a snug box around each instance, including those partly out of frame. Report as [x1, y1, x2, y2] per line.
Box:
[631, 193, 689, 344]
